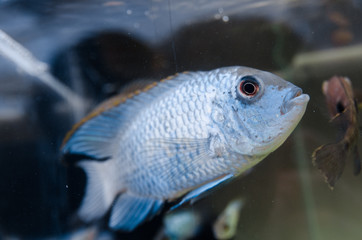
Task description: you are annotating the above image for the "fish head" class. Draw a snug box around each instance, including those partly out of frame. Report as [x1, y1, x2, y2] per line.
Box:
[212, 67, 309, 159]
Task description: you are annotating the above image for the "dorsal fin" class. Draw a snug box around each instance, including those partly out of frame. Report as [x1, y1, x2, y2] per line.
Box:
[61, 72, 193, 162]
[61, 73, 188, 147]
[61, 81, 157, 146]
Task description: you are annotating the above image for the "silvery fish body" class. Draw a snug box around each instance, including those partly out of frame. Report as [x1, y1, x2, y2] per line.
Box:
[62, 66, 309, 231]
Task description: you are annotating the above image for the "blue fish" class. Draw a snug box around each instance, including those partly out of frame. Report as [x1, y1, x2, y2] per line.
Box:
[62, 66, 309, 231]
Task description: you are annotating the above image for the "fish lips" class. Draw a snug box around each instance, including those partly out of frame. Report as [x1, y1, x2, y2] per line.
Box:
[281, 87, 310, 115]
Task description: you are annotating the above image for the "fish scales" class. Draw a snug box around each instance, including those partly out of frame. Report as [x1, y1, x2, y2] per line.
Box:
[121, 74, 225, 197]
[62, 66, 309, 231]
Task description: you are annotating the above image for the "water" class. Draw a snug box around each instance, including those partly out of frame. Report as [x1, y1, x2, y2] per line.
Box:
[1, 0, 362, 239]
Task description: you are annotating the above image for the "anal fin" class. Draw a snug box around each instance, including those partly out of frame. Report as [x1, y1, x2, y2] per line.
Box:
[109, 194, 164, 231]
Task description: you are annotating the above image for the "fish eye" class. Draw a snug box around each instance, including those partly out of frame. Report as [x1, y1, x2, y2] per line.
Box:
[237, 76, 259, 98]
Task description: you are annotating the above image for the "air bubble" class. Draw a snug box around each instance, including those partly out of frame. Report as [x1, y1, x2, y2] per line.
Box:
[222, 16, 229, 22]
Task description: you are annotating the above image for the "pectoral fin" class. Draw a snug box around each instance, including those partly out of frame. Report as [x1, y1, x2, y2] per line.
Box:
[140, 138, 212, 182]
[171, 174, 234, 210]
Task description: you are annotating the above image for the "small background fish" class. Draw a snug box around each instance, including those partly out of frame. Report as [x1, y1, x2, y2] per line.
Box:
[312, 76, 361, 189]
[213, 198, 244, 240]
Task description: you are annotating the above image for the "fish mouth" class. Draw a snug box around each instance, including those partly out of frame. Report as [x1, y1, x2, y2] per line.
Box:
[251, 87, 309, 156]
[253, 90, 309, 155]
[281, 87, 310, 115]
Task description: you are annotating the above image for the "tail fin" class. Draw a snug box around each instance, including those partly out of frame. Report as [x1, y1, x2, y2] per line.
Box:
[312, 142, 347, 189]
[77, 160, 119, 222]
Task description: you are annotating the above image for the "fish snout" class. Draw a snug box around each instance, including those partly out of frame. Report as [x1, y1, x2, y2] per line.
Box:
[281, 87, 309, 115]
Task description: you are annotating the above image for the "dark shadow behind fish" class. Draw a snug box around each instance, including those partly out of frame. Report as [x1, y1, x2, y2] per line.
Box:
[312, 76, 361, 189]
[160, 18, 302, 72]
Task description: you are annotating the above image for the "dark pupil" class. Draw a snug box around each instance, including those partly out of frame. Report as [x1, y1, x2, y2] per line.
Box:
[243, 82, 256, 95]
[336, 101, 345, 113]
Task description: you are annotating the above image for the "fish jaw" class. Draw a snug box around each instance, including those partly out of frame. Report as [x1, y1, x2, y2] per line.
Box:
[274, 93, 309, 147]
[251, 92, 309, 155]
